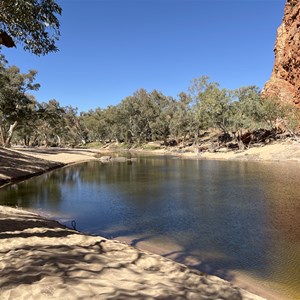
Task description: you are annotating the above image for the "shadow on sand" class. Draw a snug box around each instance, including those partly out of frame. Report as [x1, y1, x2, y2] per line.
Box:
[0, 208, 246, 299]
[0, 148, 64, 186]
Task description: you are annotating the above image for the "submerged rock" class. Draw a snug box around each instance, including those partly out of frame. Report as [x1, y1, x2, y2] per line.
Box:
[98, 155, 136, 163]
[98, 155, 112, 161]
[111, 156, 127, 162]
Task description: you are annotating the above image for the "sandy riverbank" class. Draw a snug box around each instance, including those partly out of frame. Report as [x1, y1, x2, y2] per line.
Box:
[0, 204, 265, 300]
[0, 147, 100, 187]
[131, 140, 300, 162]
[1, 143, 299, 299]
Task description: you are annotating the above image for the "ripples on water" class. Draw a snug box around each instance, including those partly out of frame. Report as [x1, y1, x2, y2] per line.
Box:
[1, 156, 300, 299]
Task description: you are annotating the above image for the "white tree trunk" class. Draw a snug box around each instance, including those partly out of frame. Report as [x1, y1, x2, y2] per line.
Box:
[4, 121, 18, 147]
[0, 125, 6, 146]
[56, 135, 61, 146]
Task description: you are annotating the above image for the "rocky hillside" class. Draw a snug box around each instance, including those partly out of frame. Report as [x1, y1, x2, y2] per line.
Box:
[263, 0, 300, 106]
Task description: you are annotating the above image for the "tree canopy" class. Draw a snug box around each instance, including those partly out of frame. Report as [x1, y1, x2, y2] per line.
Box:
[0, 0, 62, 55]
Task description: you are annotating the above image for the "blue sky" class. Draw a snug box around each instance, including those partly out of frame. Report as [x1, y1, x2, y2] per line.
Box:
[2, 0, 285, 112]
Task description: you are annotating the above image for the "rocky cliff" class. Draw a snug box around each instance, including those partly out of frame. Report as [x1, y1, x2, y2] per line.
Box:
[263, 0, 300, 106]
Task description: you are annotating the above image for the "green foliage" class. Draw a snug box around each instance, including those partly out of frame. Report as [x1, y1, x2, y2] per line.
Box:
[0, 57, 40, 146]
[232, 86, 299, 133]
[77, 79, 300, 149]
[36, 99, 66, 146]
[230, 86, 262, 136]
[189, 76, 233, 135]
[0, 0, 62, 55]
[79, 108, 107, 141]
[104, 105, 125, 143]
[280, 101, 300, 134]
[119, 89, 155, 145]
[169, 92, 194, 142]
[0, 59, 298, 149]
[63, 106, 88, 146]
[148, 90, 175, 142]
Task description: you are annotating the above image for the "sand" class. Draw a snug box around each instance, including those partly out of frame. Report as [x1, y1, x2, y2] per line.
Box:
[1, 143, 299, 299]
[0, 205, 262, 300]
[0, 147, 99, 187]
[135, 140, 300, 163]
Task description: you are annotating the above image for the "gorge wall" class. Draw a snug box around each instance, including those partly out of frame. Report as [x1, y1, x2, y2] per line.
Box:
[263, 0, 300, 106]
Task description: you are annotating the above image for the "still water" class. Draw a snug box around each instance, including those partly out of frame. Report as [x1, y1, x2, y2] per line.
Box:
[1, 156, 300, 299]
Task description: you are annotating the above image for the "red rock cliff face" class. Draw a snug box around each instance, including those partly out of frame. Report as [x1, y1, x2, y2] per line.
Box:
[263, 0, 300, 106]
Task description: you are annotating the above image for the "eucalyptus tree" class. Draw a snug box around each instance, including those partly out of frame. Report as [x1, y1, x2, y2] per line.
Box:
[147, 90, 175, 143]
[63, 106, 88, 146]
[277, 100, 300, 135]
[80, 108, 108, 143]
[0, 58, 40, 147]
[104, 105, 126, 143]
[0, 0, 62, 55]
[231, 86, 300, 148]
[35, 99, 66, 146]
[189, 76, 233, 139]
[169, 92, 194, 143]
[119, 89, 154, 145]
[14, 95, 40, 146]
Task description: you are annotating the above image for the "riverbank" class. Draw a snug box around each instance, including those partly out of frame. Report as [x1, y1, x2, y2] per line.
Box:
[119, 140, 300, 163]
[0, 205, 263, 300]
[0, 147, 100, 187]
[0, 144, 298, 299]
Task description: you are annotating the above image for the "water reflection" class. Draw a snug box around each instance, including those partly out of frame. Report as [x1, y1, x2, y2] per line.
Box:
[1, 157, 300, 298]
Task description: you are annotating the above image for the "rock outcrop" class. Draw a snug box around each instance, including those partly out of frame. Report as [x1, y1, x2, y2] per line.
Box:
[263, 0, 300, 106]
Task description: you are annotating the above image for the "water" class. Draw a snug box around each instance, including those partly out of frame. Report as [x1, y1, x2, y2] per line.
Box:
[1, 156, 300, 299]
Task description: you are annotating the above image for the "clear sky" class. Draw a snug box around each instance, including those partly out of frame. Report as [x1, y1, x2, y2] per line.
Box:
[2, 0, 286, 112]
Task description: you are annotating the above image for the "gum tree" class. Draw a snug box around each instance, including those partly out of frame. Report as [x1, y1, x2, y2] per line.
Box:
[0, 0, 62, 55]
[189, 76, 233, 139]
[0, 58, 40, 147]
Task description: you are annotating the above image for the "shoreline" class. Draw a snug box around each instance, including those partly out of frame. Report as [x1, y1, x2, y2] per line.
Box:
[107, 235, 288, 300]
[0, 147, 100, 188]
[0, 206, 263, 300]
[0, 144, 298, 299]
[129, 140, 300, 163]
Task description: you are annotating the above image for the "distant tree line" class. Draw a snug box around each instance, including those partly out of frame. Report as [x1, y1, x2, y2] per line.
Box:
[79, 76, 299, 150]
[0, 55, 299, 150]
